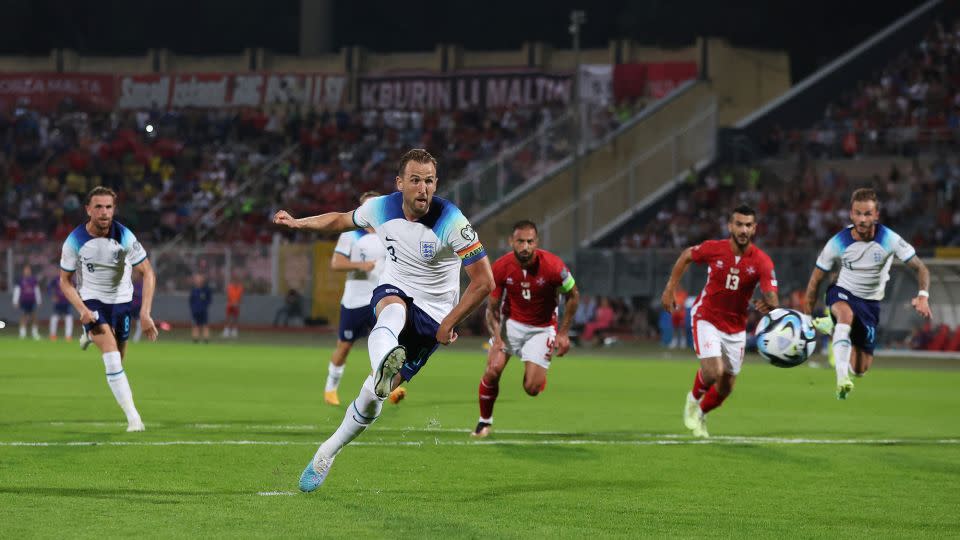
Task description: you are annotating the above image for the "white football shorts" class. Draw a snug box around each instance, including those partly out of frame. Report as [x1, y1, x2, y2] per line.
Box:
[692, 318, 746, 375]
[502, 318, 556, 370]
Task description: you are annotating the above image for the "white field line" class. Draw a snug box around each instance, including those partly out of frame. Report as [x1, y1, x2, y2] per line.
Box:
[256, 491, 298, 496]
[45, 422, 653, 436]
[1, 438, 959, 448]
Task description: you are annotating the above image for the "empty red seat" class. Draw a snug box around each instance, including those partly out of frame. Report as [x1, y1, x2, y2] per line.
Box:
[946, 326, 960, 352]
[926, 324, 951, 351]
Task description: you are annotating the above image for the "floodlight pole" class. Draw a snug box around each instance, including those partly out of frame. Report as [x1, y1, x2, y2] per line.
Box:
[569, 9, 586, 255]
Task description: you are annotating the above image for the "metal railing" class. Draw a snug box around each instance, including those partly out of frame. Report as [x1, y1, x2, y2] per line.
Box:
[153, 143, 299, 256]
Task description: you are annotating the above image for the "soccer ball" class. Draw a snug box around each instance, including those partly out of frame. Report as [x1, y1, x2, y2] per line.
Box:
[754, 308, 817, 368]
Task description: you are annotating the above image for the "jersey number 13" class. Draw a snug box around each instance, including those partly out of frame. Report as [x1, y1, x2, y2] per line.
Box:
[725, 273, 740, 291]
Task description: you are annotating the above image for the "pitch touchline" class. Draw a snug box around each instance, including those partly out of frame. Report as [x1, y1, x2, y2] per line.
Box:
[2, 438, 958, 447]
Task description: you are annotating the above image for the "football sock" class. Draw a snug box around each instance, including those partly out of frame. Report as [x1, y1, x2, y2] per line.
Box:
[699, 385, 728, 414]
[326, 362, 346, 392]
[31, 324, 39, 338]
[133, 321, 141, 342]
[317, 374, 382, 458]
[832, 323, 852, 385]
[478, 377, 499, 421]
[50, 314, 60, 337]
[368, 303, 406, 372]
[19, 324, 26, 338]
[64, 314, 73, 339]
[103, 351, 140, 423]
[691, 369, 709, 400]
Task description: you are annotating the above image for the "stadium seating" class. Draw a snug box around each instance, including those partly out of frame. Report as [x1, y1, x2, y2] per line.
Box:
[926, 323, 951, 351]
[0, 103, 591, 245]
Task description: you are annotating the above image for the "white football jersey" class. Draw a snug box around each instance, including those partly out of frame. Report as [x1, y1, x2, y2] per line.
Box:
[59, 221, 148, 304]
[352, 193, 486, 324]
[815, 224, 916, 301]
[334, 229, 387, 309]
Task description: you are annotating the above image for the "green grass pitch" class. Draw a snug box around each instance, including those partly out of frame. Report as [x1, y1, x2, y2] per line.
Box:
[0, 335, 958, 537]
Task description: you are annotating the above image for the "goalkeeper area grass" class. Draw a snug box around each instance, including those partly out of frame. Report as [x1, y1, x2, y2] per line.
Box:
[1, 335, 957, 537]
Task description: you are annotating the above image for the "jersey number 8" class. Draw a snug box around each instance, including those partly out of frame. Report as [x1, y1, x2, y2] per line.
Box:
[86, 263, 95, 273]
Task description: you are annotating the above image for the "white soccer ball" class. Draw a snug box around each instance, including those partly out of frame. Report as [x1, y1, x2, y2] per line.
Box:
[755, 308, 817, 368]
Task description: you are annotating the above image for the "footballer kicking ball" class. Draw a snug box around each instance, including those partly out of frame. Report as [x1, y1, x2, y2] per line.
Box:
[755, 308, 817, 368]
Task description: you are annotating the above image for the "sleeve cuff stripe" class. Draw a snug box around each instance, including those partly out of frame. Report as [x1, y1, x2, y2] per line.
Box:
[815, 263, 832, 272]
[334, 250, 351, 257]
[131, 256, 148, 267]
[60, 265, 76, 272]
[902, 253, 916, 263]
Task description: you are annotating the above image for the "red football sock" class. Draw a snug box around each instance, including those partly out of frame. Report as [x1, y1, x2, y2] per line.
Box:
[699, 385, 728, 414]
[479, 378, 499, 420]
[691, 369, 709, 400]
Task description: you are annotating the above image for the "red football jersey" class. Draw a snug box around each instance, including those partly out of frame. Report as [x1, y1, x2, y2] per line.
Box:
[689, 239, 778, 333]
[490, 249, 575, 327]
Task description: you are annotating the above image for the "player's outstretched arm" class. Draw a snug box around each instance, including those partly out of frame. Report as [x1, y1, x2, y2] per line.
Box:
[330, 252, 376, 273]
[134, 259, 159, 341]
[273, 210, 357, 234]
[437, 256, 494, 345]
[907, 257, 932, 319]
[661, 247, 693, 311]
[801, 267, 826, 315]
[555, 284, 580, 356]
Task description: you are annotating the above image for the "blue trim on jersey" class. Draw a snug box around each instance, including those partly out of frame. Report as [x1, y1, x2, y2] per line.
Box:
[106, 370, 125, 377]
[131, 255, 147, 267]
[428, 197, 465, 241]
[60, 264, 76, 273]
[815, 263, 832, 272]
[365, 193, 405, 226]
[109, 221, 124, 243]
[874, 224, 889, 250]
[67, 225, 92, 251]
[835, 227, 856, 250]
[351, 209, 361, 228]
[901, 252, 915, 263]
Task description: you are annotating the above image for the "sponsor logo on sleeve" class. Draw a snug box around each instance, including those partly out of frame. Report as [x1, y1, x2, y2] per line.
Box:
[460, 225, 477, 242]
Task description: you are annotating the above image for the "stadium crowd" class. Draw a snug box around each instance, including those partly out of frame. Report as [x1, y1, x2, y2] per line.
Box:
[0, 102, 593, 246]
[618, 154, 959, 250]
[765, 18, 960, 158]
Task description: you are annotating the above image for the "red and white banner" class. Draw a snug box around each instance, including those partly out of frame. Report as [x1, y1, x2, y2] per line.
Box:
[0, 74, 116, 113]
[116, 73, 347, 110]
[613, 62, 698, 101]
[358, 70, 572, 111]
[0, 72, 347, 112]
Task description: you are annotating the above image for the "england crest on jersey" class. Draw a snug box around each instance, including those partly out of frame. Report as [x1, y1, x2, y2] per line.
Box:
[420, 241, 437, 259]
